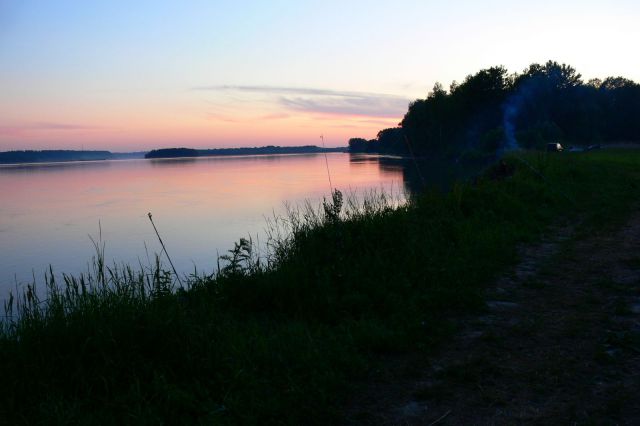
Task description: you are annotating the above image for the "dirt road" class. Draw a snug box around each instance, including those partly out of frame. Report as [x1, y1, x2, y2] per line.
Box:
[345, 214, 640, 425]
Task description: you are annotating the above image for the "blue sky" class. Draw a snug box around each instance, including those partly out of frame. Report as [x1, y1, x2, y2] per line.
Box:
[1, 0, 639, 150]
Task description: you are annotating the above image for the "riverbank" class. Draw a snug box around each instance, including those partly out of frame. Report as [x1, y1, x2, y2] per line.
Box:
[1, 149, 639, 424]
[345, 198, 640, 424]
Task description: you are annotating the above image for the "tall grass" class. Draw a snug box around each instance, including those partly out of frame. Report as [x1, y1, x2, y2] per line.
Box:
[1, 150, 639, 424]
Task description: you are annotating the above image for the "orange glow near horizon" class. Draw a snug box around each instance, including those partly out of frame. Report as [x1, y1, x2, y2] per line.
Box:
[0, 106, 401, 151]
[1, 71, 409, 151]
[3, 1, 640, 152]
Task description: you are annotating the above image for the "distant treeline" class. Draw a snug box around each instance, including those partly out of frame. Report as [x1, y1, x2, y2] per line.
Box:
[0, 150, 147, 164]
[0, 150, 111, 164]
[0, 146, 348, 164]
[349, 61, 640, 157]
[145, 145, 347, 159]
[145, 148, 199, 158]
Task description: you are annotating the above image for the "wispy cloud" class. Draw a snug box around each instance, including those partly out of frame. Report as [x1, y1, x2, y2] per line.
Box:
[278, 95, 407, 118]
[193, 85, 410, 119]
[0, 122, 103, 136]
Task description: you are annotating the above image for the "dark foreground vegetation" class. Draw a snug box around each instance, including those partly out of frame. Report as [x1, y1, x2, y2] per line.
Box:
[2, 149, 640, 424]
[349, 61, 640, 157]
[145, 145, 347, 159]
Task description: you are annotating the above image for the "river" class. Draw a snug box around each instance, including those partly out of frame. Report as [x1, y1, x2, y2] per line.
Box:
[1, 153, 424, 297]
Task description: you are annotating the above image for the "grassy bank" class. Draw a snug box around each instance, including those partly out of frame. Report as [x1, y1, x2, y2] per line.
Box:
[2, 150, 640, 425]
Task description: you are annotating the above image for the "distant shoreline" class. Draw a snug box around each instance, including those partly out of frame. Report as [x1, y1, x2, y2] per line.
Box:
[144, 145, 347, 159]
[0, 150, 146, 165]
[0, 146, 348, 164]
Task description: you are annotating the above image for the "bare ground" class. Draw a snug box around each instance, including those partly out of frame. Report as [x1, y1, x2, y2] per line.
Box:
[344, 213, 640, 425]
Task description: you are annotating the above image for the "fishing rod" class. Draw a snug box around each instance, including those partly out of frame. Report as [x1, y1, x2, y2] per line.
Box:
[403, 134, 427, 190]
[320, 134, 334, 194]
[147, 212, 184, 287]
[509, 151, 576, 206]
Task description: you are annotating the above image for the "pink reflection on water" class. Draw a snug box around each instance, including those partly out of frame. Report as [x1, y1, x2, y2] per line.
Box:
[0, 154, 404, 294]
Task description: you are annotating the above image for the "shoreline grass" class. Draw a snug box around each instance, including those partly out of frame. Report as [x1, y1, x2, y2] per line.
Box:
[2, 149, 640, 424]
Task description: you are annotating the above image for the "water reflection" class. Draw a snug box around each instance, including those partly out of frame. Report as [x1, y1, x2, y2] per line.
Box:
[0, 160, 112, 175]
[0, 152, 498, 295]
[147, 153, 323, 168]
[0, 153, 405, 295]
[149, 158, 199, 166]
[0, 152, 496, 298]
[349, 153, 489, 195]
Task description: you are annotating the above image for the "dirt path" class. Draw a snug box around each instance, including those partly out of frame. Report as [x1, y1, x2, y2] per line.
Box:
[344, 214, 640, 425]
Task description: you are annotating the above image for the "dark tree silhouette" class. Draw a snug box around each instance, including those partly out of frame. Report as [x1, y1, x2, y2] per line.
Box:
[349, 61, 640, 157]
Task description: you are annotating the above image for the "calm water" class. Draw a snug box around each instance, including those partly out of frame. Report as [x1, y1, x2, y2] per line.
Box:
[1, 153, 414, 297]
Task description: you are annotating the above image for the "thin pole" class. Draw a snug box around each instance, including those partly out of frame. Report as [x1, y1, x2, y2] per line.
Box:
[320, 134, 334, 193]
[147, 212, 183, 287]
[403, 134, 427, 190]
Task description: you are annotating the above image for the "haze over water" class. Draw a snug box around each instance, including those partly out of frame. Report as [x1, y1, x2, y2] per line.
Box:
[0, 153, 408, 296]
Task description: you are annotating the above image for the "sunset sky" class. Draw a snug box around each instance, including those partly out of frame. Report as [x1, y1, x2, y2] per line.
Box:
[1, 0, 639, 152]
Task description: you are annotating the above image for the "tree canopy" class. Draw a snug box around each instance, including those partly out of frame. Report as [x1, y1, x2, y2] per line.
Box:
[349, 61, 640, 157]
